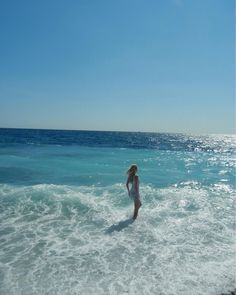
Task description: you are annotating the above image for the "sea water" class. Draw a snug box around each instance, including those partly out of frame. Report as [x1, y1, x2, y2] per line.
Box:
[0, 128, 235, 295]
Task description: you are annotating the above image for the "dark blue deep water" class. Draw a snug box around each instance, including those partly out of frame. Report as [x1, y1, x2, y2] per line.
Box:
[0, 128, 235, 152]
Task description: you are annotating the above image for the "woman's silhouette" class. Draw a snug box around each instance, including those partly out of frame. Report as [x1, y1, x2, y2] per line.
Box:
[126, 164, 142, 219]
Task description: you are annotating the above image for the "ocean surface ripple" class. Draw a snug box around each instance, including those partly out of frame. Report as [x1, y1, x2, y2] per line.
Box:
[0, 129, 235, 295]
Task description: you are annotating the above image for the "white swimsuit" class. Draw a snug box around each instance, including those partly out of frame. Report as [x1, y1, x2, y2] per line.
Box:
[129, 177, 140, 200]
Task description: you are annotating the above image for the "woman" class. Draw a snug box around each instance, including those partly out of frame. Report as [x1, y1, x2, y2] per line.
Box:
[126, 164, 142, 220]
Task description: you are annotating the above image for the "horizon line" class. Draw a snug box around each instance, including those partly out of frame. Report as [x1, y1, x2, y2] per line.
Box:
[0, 126, 235, 136]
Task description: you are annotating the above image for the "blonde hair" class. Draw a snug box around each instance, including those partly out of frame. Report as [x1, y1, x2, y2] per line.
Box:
[127, 164, 138, 182]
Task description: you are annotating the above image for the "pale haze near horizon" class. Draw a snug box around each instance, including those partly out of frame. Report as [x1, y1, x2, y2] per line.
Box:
[0, 0, 235, 134]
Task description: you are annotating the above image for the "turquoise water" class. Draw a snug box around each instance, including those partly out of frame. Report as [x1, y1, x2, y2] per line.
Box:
[0, 129, 235, 294]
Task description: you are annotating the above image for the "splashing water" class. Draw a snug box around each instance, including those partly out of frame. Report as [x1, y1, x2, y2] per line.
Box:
[0, 129, 235, 294]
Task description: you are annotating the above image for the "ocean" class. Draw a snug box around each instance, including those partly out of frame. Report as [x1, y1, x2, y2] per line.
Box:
[0, 128, 235, 295]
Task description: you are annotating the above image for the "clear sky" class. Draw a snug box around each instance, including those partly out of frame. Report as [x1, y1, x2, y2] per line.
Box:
[0, 0, 235, 134]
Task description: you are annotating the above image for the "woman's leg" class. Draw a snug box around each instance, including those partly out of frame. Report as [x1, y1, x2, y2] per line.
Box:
[133, 199, 142, 220]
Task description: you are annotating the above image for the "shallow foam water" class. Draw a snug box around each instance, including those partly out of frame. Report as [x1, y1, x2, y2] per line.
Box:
[0, 129, 235, 294]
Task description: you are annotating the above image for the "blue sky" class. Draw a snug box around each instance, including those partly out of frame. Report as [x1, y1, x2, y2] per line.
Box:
[0, 0, 235, 134]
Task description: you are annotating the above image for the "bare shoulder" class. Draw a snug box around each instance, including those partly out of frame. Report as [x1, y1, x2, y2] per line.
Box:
[134, 175, 139, 181]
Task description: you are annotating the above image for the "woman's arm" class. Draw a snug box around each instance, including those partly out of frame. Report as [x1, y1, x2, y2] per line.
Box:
[126, 178, 130, 195]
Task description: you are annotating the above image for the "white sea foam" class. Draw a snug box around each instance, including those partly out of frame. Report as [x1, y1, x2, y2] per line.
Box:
[0, 182, 235, 295]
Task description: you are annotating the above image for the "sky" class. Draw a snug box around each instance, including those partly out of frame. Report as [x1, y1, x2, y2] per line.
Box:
[0, 0, 235, 134]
